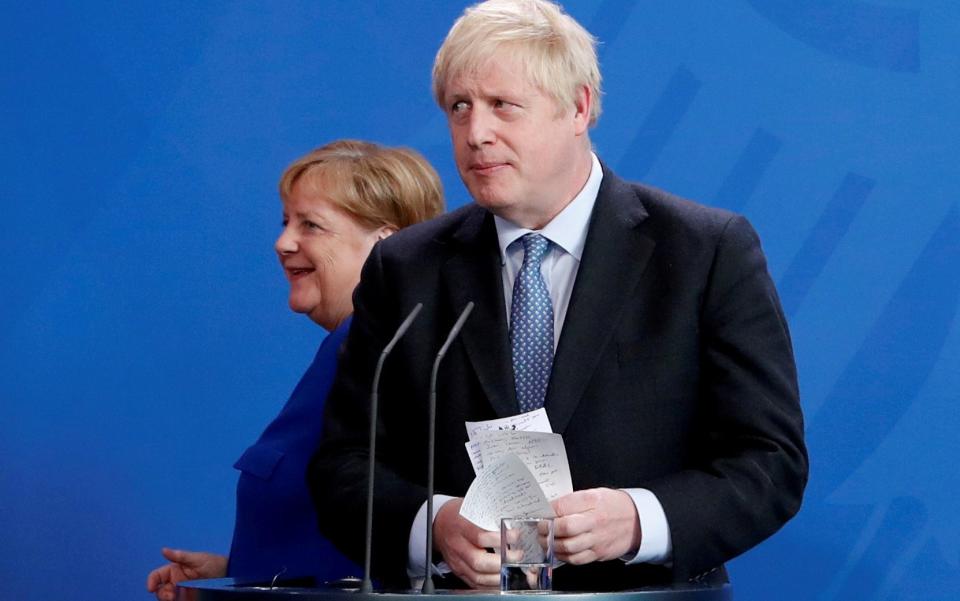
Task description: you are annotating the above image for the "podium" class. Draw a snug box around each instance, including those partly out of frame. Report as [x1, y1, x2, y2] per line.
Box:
[176, 579, 731, 601]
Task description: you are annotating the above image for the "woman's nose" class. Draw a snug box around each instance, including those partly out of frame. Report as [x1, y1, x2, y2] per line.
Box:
[275, 226, 298, 255]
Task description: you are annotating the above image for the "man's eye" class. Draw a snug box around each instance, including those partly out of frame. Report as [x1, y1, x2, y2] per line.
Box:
[450, 100, 469, 113]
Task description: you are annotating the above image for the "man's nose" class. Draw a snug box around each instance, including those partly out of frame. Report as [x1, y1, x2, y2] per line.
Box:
[466, 109, 496, 148]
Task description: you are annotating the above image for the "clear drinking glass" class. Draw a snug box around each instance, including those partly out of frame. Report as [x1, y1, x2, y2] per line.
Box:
[500, 517, 554, 593]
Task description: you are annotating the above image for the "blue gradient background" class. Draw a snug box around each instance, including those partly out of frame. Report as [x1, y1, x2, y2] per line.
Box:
[1, 2, 957, 600]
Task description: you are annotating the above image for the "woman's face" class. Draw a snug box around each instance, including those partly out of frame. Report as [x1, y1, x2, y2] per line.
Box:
[275, 177, 387, 330]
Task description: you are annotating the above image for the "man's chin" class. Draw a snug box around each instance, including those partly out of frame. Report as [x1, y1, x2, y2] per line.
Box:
[468, 188, 515, 213]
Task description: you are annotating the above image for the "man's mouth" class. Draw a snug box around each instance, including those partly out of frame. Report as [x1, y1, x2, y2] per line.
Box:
[471, 161, 509, 174]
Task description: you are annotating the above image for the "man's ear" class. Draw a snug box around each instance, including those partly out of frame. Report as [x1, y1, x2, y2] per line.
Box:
[572, 85, 592, 135]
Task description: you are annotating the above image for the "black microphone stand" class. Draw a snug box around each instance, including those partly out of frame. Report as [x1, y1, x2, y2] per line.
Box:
[361, 303, 423, 593]
[422, 302, 475, 593]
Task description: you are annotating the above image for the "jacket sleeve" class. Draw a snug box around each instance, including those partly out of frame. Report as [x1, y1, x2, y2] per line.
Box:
[646, 215, 808, 581]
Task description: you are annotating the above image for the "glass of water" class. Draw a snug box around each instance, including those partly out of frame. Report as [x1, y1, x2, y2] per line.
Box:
[500, 517, 554, 593]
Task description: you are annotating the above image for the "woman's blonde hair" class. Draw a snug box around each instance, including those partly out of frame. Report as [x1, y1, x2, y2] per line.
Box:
[279, 140, 445, 230]
[433, 0, 602, 125]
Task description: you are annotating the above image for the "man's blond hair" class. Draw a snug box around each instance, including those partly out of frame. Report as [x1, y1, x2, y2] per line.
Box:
[432, 0, 602, 125]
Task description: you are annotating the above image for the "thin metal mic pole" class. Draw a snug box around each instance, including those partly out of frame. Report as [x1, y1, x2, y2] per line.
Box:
[361, 302, 424, 593]
[422, 301, 475, 593]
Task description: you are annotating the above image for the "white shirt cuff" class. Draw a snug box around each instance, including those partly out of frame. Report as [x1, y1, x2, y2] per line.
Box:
[621, 488, 673, 565]
[407, 495, 456, 580]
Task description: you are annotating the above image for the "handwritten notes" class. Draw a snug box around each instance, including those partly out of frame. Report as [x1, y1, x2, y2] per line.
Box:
[464, 408, 553, 472]
[459, 409, 572, 530]
[472, 430, 572, 501]
[459, 454, 555, 531]
[465, 407, 553, 439]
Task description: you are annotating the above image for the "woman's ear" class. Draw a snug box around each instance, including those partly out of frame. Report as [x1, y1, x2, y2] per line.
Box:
[376, 225, 398, 241]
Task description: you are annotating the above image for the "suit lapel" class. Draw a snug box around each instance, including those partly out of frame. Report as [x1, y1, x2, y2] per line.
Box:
[441, 207, 518, 418]
[546, 167, 655, 434]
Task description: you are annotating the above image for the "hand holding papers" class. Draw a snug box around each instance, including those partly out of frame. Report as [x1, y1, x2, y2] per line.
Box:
[459, 409, 573, 530]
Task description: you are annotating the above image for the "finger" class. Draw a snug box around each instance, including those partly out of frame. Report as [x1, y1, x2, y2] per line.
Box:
[502, 526, 520, 546]
[146, 566, 168, 591]
[475, 548, 502, 575]
[554, 530, 592, 556]
[457, 542, 501, 575]
[458, 560, 500, 590]
[470, 571, 501, 589]
[503, 547, 524, 563]
[168, 563, 189, 584]
[561, 547, 599, 565]
[554, 512, 593, 538]
[171, 548, 209, 570]
[449, 543, 501, 588]
[158, 582, 176, 601]
[553, 489, 598, 517]
[525, 565, 542, 589]
[474, 529, 501, 549]
[161, 547, 185, 563]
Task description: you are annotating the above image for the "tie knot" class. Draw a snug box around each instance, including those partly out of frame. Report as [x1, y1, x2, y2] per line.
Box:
[520, 233, 550, 266]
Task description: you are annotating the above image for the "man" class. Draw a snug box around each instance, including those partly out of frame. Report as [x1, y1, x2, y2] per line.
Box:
[309, 0, 807, 591]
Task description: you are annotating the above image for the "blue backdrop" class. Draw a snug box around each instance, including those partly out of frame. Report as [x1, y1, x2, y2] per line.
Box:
[2, 2, 957, 600]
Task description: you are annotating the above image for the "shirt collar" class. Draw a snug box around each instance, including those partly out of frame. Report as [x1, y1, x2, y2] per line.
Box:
[494, 152, 603, 264]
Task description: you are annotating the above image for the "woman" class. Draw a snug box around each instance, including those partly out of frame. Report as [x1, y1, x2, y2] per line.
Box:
[146, 140, 444, 600]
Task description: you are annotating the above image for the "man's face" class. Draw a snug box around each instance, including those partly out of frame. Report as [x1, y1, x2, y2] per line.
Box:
[442, 50, 591, 228]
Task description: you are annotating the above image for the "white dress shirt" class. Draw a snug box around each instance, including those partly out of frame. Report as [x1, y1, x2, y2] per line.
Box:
[407, 154, 672, 582]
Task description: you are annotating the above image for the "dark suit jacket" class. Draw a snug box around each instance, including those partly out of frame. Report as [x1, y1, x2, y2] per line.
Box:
[308, 164, 807, 590]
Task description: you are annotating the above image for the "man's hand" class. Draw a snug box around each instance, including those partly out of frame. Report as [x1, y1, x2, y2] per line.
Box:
[145, 548, 228, 601]
[433, 498, 502, 588]
[551, 488, 641, 564]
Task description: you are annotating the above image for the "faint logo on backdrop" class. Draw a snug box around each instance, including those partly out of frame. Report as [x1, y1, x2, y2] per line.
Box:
[588, 1, 958, 600]
[745, 0, 919, 73]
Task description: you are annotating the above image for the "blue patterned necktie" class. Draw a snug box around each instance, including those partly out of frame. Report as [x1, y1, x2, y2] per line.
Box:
[509, 233, 555, 412]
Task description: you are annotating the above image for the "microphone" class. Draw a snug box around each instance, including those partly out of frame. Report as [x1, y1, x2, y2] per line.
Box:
[422, 301, 475, 593]
[361, 302, 424, 593]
